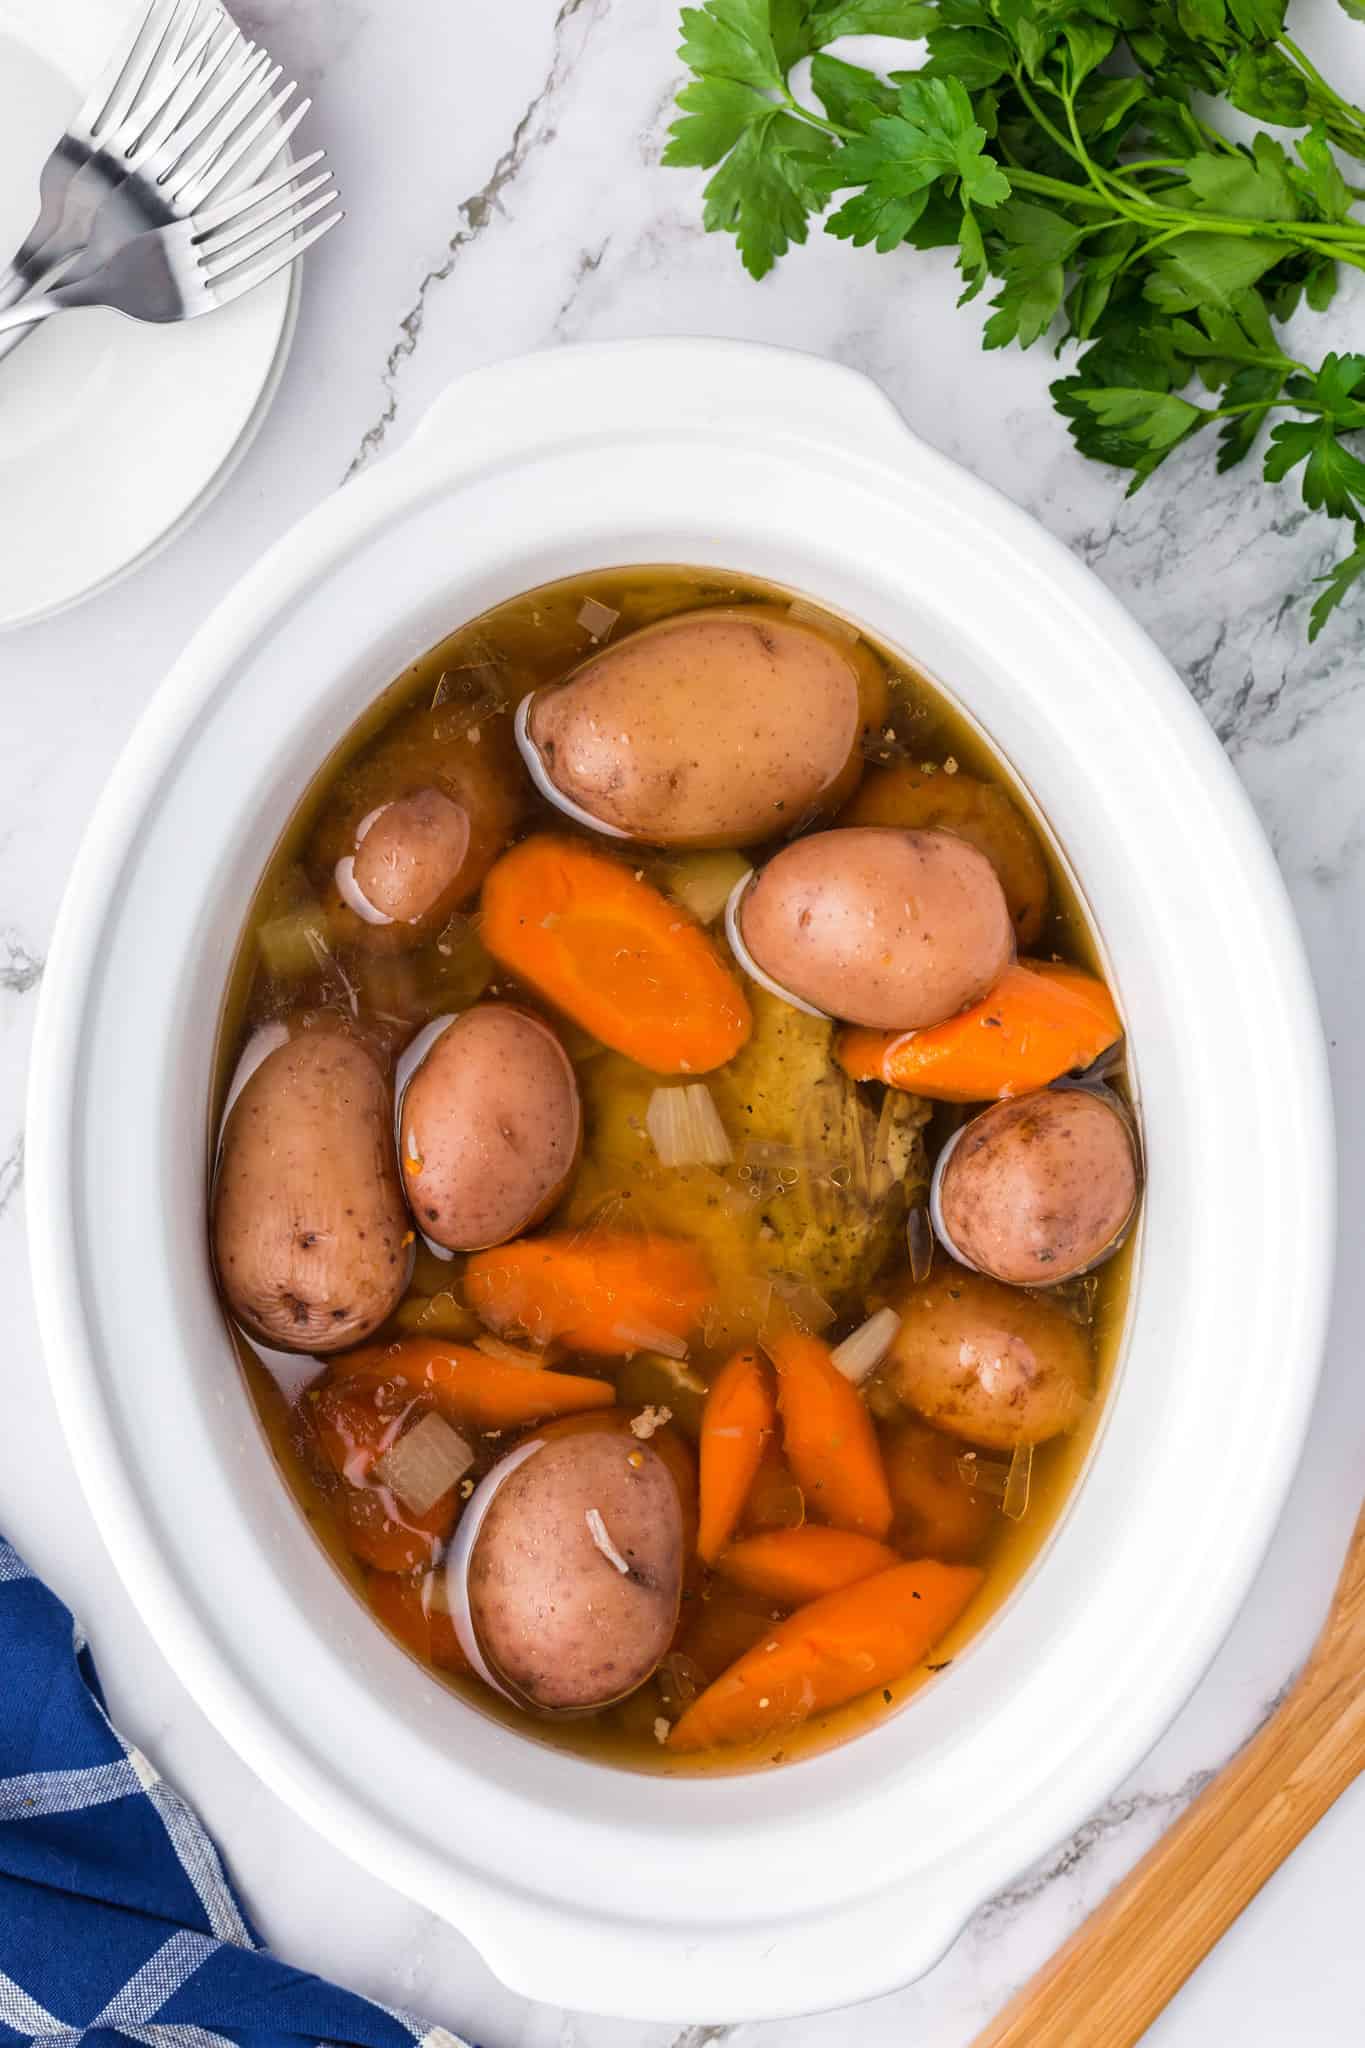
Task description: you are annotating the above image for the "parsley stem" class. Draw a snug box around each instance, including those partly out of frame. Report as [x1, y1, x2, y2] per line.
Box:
[1278, 37, 1365, 160]
[777, 90, 853, 141]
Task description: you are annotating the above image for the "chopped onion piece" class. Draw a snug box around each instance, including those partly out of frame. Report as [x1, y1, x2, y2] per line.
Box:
[257, 905, 330, 980]
[374, 1412, 475, 1516]
[1003, 1442, 1034, 1522]
[957, 1450, 1008, 1501]
[658, 848, 752, 926]
[611, 1321, 688, 1360]
[769, 1273, 836, 1334]
[646, 1083, 733, 1168]
[787, 597, 858, 643]
[577, 596, 620, 641]
[421, 1568, 452, 1617]
[585, 1506, 631, 1574]
[907, 1204, 935, 1284]
[474, 1333, 547, 1370]
[830, 1307, 902, 1384]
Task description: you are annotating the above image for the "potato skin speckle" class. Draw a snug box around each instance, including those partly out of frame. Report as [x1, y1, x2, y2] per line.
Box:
[527, 606, 886, 847]
[468, 1432, 683, 1710]
[741, 826, 1014, 1029]
[400, 1004, 582, 1252]
[212, 1032, 412, 1353]
[939, 1088, 1138, 1285]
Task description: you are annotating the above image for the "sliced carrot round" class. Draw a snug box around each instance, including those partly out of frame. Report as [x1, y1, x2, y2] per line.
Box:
[480, 834, 751, 1074]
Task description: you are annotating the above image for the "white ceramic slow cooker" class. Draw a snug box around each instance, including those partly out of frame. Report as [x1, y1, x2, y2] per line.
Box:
[27, 340, 1333, 2023]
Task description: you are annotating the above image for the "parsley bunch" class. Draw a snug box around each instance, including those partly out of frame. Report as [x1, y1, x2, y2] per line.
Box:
[664, 0, 1365, 639]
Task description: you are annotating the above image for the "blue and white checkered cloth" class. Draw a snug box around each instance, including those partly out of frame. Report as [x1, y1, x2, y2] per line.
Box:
[0, 1534, 471, 2048]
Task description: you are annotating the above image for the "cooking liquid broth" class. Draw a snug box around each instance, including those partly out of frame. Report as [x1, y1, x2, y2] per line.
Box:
[213, 565, 1135, 1774]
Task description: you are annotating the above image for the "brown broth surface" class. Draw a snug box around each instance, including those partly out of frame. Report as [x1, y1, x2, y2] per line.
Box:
[213, 565, 1135, 1775]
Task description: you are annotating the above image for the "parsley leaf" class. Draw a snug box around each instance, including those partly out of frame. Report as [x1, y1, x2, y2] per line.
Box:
[1294, 123, 1351, 221]
[824, 76, 1009, 247]
[675, 0, 795, 90]
[810, 53, 898, 131]
[1264, 417, 1365, 522]
[1308, 523, 1365, 638]
[1179, 134, 1300, 221]
[701, 111, 835, 277]
[666, 76, 774, 169]
[810, 0, 936, 32]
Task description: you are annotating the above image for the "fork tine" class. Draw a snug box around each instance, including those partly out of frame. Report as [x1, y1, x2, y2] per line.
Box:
[86, 0, 186, 138]
[132, 36, 268, 169]
[191, 95, 312, 207]
[195, 169, 334, 253]
[109, 0, 215, 138]
[162, 58, 285, 197]
[200, 186, 338, 275]
[119, 15, 240, 159]
[192, 148, 327, 234]
[208, 208, 343, 305]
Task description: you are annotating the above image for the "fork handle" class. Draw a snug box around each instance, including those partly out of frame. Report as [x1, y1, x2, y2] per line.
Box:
[0, 294, 65, 339]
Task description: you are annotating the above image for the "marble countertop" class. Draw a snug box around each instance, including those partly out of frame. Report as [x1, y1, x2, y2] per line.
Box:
[2, 0, 1363, 2040]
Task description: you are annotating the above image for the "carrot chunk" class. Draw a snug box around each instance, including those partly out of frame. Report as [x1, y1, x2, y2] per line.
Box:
[717, 1526, 899, 1606]
[769, 1331, 893, 1539]
[332, 1336, 615, 1429]
[366, 1571, 469, 1672]
[480, 834, 751, 1074]
[464, 1232, 710, 1357]
[697, 1348, 776, 1564]
[667, 1559, 982, 1751]
[837, 960, 1120, 1103]
[308, 1386, 457, 1571]
[342, 1487, 452, 1573]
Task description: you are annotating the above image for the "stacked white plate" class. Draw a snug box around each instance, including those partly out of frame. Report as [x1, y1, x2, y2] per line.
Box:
[0, 0, 296, 627]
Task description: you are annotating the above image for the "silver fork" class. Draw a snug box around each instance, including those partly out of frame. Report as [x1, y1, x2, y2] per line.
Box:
[0, 0, 219, 308]
[0, 0, 318, 361]
[0, 161, 342, 338]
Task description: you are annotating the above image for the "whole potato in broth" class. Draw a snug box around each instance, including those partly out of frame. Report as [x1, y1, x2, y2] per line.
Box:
[213, 1032, 412, 1353]
[881, 1264, 1092, 1449]
[348, 787, 472, 925]
[400, 1004, 582, 1252]
[738, 826, 1014, 1029]
[523, 605, 886, 847]
[320, 702, 525, 951]
[936, 1087, 1138, 1285]
[464, 1431, 684, 1711]
[841, 764, 1050, 947]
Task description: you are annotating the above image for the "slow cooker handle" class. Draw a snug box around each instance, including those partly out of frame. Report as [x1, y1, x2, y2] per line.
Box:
[401, 337, 924, 481]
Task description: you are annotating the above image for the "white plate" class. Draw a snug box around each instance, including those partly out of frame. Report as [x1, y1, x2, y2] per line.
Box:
[0, 0, 297, 629]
